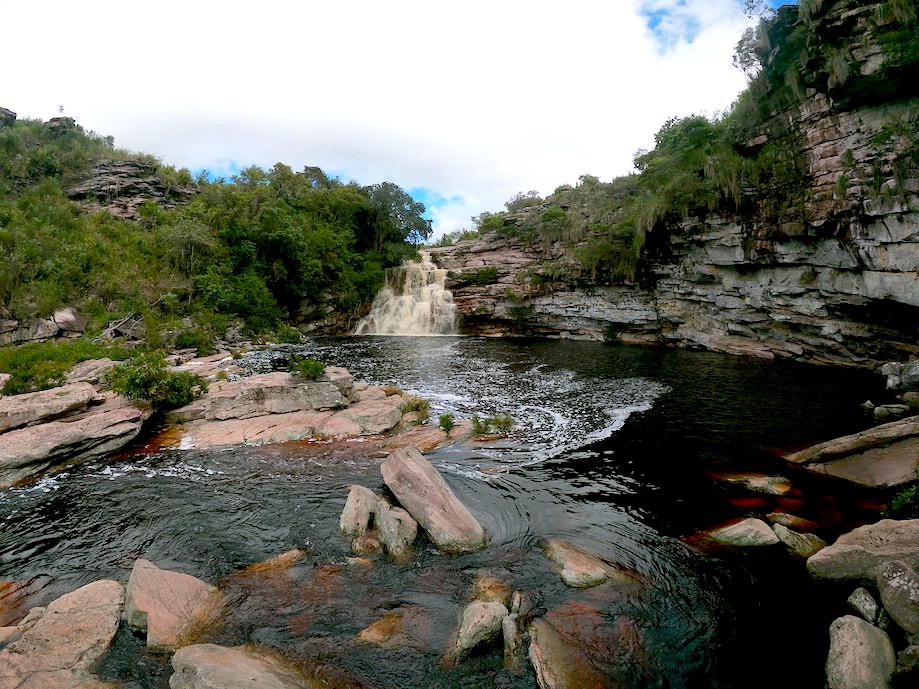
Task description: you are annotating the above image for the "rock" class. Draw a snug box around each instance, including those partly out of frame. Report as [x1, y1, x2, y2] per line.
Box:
[708, 518, 780, 547]
[874, 404, 911, 420]
[472, 573, 512, 607]
[766, 512, 821, 531]
[710, 472, 792, 495]
[897, 645, 919, 676]
[165, 372, 348, 424]
[451, 600, 508, 661]
[339, 485, 377, 537]
[847, 587, 879, 624]
[51, 308, 88, 336]
[0, 394, 149, 488]
[0, 374, 9, 392]
[236, 549, 305, 576]
[0, 580, 123, 686]
[318, 366, 357, 402]
[380, 446, 486, 553]
[502, 613, 524, 672]
[326, 396, 404, 435]
[0, 578, 48, 627]
[125, 559, 221, 651]
[169, 643, 308, 689]
[787, 416, 919, 464]
[375, 501, 417, 558]
[825, 615, 895, 689]
[174, 410, 332, 450]
[543, 539, 643, 589]
[0, 107, 15, 128]
[807, 519, 919, 582]
[352, 533, 382, 556]
[0, 382, 97, 434]
[65, 359, 116, 385]
[773, 523, 827, 558]
[357, 612, 402, 645]
[877, 560, 919, 635]
[528, 618, 614, 689]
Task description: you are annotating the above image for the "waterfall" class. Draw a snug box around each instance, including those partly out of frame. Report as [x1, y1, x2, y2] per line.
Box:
[354, 251, 458, 335]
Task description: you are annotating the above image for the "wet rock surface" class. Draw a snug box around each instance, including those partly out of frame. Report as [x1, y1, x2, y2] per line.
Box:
[169, 643, 310, 689]
[808, 520, 919, 582]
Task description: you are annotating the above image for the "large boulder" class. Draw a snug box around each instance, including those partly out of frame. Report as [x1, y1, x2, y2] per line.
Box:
[825, 615, 895, 689]
[169, 643, 309, 689]
[543, 539, 643, 589]
[807, 519, 919, 582]
[0, 395, 148, 488]
[380, 446, 486, 553]
[0, 107, 15, 128]
[876, 560, 919, 636]
[0, 580, 123, 687]
[450, 600, 508, 661]
[0, 383, 97, 434]
[125, 559, 221, 651]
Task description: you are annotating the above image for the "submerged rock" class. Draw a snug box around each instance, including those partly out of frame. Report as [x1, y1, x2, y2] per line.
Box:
[0, 382, 97, 434]
[380, 446, 486, 553]
[125, 559, 221, 651]
[773, 523, 826, 558]
[710, 472, 792, 495]
[169, 643, 308, 689]
[451, 600, 508, 661]
[807, 519, 919, 582]
[825, 615, 895, 689]
[543, 539, 643, 589]
[503, 613, 524, 672]
[876, 560, 919, 635]
[0, 580, 123, 687]
[528, 618, 615, 689]
[339, 485, 377, 537]
[357, 612, 403, 645]
[707, 518, 779, 547]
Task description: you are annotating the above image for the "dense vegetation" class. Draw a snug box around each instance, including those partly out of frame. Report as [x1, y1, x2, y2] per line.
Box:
[0, 117, 430, 339]
[105, 352, 208, 412]
[442, 0, 917, 287]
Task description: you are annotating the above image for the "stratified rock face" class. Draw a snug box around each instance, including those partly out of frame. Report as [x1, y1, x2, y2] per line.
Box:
[0, 308, 88, 346]
[125, 559, 220, 651]
[380, 446, 486, 553]
[65, 159, 195, 220]
[825, 615, 895, 689]
[0, 382, 97, 433]
[429, 3, 919, 369]
[807, 519, 919, 582]
[0, 394, 149, 489]
[876, 560, 919, 635]
[0, 580, 124, 687]
[169, 644, 308, 689]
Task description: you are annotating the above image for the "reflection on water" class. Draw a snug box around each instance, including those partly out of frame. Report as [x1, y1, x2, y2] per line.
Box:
[0, 338, 884, 689]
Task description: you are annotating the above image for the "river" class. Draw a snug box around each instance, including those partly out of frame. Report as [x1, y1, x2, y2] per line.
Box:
[0, 337, 885, 688]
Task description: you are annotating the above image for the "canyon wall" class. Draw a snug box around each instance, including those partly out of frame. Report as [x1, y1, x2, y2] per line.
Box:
[431, 2, 918, 368]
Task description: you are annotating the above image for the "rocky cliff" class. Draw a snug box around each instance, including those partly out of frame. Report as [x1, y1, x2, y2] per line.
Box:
[431, 1, 918, 368]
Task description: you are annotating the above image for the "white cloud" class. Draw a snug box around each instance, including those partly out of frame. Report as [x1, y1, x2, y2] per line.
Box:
[4, 0, 754, 237]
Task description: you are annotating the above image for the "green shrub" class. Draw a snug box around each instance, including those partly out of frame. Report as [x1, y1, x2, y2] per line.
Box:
[106, 352, 207, 412]
[492, 414, 514, 434]
[383, 385, 404, 396]
[471, 415, 489, 435]
[290, 357, 325, 380]
[466, 267, 499, 285]
[400, 396, 430, 419]
[0, 340, 132, 395]
[174, 328, 216, 355]
[274, 324, 303, 344]
[889, 483, 919, 518]
[439, 413, 455, 432]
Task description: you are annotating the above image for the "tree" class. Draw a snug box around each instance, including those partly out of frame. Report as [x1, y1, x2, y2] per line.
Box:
[363, 182, 432, 248]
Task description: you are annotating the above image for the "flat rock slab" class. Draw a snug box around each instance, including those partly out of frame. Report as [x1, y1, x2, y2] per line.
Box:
[807, 519, 919, 582]
[125, 559, 220, 650]
[543, 539, 643, 589]
[380, 446, 486, 553]
[0, 382, 97, 434]
[169, 643, 310, 689]
[825, 615, 895, 689]
[528, 618, 617, 689]
[176, 411, 332, 450]
[787, 415, 919, 464]
[0, 396, 147, 488]
[708, 518, 779, 547]
[804, 436, 919, 488]
[65, 359, 116, 385]
[0, 580, 123, 684]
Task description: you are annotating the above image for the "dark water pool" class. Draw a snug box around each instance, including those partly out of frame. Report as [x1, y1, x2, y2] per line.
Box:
[0, 338, 886, 688]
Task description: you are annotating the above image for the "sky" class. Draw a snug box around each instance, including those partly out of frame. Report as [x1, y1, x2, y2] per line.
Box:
[3, 0, 780, 237]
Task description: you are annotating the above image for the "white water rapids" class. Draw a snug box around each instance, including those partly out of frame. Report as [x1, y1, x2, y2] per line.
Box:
[354, 251, 457, 335]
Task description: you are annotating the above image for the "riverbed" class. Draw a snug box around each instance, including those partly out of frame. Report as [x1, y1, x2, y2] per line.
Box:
[0, 338, 885, 688]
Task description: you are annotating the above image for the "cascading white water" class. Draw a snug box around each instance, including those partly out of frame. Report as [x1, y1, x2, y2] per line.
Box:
[354, 251, 458, 335]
